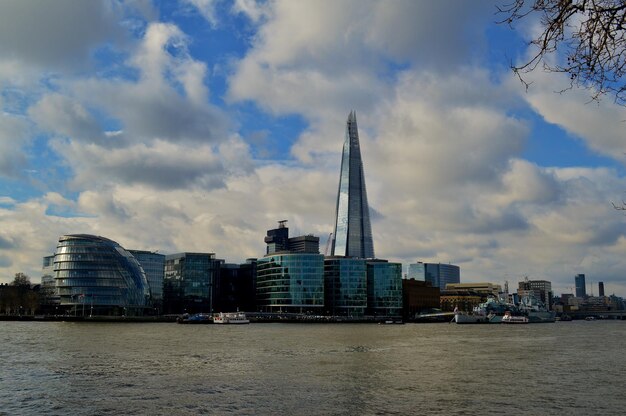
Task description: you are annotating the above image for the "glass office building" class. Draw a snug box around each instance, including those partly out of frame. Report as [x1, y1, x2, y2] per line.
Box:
[256, 253, 324, 313]
[324, 257, 367, 316]
[163, 253, 222, 314]
[366, 261, 403, 317]
[424, 263, 460, 290]
[575, 274, 586, 298]
[129, 250, 165, 303]
[53, 234, 150, 316]
[331, 111, 375, 259]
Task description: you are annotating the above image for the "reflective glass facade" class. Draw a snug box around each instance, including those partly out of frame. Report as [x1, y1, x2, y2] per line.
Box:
[257, 253, 324, 313]
[407, 262, 425, 280]
[129, 250, 165, 302]
[324, 257, 367, 316]
[575, 274, 586, 297]
[53, 234, 150, 316]
[331, 111, 375, 258]
[366, 261, 402, 317]
[424, 263, 460, 290]
[163, 253, 221, 314]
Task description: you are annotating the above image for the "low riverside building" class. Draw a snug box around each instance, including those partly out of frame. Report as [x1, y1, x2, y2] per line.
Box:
[402, 279, 440, 320]
[445, 282, 501, 299]
[440, 289, 482, 312]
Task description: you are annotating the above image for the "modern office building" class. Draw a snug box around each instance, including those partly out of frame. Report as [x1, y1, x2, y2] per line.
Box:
[324, 257, 367, 316]
[214, 259, 257, 313]
[264, 221, 320, 254]
[424, 263, 460, 290]
[599, 281, 605, 297]
[575, 274, 586, 298]
[288, 235, 320, 254]
[163, 252, 222, 314]
[52, 234, 150, 316]
[407, 262, 425, 280]
[256, 253, 325, 313]
[129, 250, 165, 307]
[331, 111, 375, 259]
[257, 222, 325, 313]
[265, 220, 290, 254]
[366, 260, 403, 317]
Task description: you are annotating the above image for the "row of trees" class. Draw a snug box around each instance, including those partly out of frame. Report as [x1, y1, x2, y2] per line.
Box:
[0, 273, 43, 315]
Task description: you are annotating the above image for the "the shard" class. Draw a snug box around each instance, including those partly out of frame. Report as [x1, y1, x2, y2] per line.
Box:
[331, 111, 375, 258]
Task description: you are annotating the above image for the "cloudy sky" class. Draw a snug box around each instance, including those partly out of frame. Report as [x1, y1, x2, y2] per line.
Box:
[1, 0, 625, 296]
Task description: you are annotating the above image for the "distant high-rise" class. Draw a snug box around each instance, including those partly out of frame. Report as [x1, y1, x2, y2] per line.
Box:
[424, 263, 460, 290]
[575, 274, 586, 298]
[331, 111, 375, 258]
[599, 281, 605, 297]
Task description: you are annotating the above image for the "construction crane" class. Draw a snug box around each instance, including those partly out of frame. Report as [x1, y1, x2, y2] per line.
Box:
[324, 232, 333, 256]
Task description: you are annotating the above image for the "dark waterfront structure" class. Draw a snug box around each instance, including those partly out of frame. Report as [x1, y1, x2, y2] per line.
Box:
[366, 260, 402, 317]
[424, 263, 460, 290]
[575, 274, 586, 298]
[52, 234, 150, 316]
[331, 111, 375, 259]
[599, 281, 605, 297]
[214, 259, 257, 313]
[324, 257, 367, 316]
[402, 279, 440, 319]
[129, 250, 165, 310]
[163, 252, 222, 314]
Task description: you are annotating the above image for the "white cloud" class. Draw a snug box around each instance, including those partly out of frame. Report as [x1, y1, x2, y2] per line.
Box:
[184, 0, 220, 27]
[0, 113, 30, 177]
[0, 0, 129, 70]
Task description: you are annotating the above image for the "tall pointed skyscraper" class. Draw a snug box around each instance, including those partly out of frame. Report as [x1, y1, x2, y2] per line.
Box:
[331, 111, 375, 258]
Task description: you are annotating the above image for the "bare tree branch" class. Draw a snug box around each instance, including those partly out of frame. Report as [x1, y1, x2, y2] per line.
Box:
[499, 0, 626, 105]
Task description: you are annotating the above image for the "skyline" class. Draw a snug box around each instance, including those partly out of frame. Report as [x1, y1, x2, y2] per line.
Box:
[1, 1, 626, 296]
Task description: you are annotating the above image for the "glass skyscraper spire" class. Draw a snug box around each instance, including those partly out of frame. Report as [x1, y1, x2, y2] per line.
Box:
[331, 111, 375, 258]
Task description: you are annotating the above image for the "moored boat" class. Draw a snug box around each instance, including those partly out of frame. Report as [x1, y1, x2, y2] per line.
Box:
[177, 313, 212, 324]
[213, 312, 250, 324]
[501, 311, 529, 324]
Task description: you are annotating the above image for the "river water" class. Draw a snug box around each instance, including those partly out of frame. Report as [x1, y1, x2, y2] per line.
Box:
[1, 320, 624, 415]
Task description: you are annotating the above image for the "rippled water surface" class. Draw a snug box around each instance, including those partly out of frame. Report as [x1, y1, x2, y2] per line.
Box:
[1, 321, 625, 415]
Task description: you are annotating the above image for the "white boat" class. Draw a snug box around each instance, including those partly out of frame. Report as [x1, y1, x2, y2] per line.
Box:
[501, 311, 529, 324]
[213, 312, 250, 324]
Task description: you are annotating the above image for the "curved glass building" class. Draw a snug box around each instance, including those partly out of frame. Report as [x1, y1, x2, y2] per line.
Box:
[256, 253, 324, 313]
[53, 234, 150, 316]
